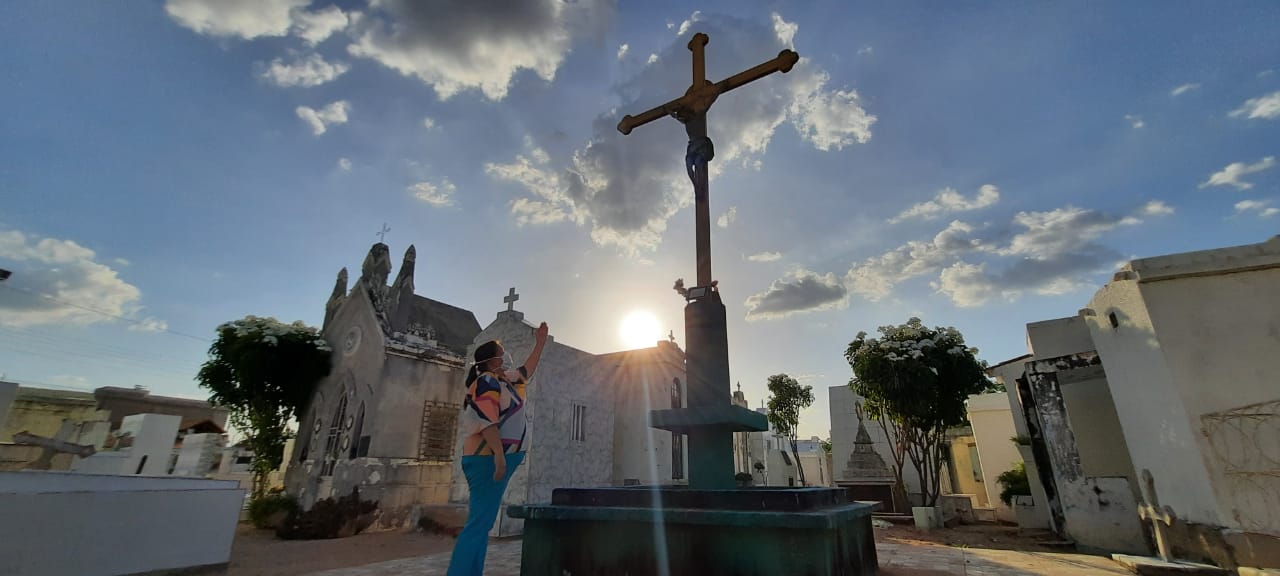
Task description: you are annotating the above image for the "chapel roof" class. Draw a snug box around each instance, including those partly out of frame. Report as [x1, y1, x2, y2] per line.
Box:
[394, 294, 482, 356]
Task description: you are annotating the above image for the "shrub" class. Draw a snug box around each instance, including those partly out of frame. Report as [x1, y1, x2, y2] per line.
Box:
[276, 487, 378, 540]
[248, 494, 300, 529]
[996, 462, 1031, 506]
[734, 472, 753, 486]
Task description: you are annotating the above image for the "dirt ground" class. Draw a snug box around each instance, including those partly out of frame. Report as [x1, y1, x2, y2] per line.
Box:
[877, 522, 1072, 553]
[227, 524, 455, 576]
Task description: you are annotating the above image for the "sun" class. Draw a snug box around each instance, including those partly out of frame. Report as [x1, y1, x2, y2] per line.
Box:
[619, 310, 662, 350]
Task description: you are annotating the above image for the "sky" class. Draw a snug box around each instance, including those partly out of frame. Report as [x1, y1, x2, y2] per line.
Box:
[1, 1, 1277, 440]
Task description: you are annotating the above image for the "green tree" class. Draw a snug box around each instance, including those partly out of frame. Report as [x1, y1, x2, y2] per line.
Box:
[766, 373, 815, 487]
[198, 316, 332, 498]
[845, 318, 995, 507]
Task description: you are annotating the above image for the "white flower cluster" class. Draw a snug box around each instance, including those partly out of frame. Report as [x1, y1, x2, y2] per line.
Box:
[853, 319, 974, 363]
[217, 315, 332, 351]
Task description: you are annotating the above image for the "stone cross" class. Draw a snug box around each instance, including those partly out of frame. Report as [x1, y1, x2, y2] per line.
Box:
[376, 223, 391, 243]
[1137, 468, 1177, 561]
[504, 287, 519, 312]
[618, 32, 798, 287]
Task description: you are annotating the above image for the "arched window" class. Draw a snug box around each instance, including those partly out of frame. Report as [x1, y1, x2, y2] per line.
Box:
[671, 377, 684, 480]
[349, 402, 365, 459]
[321, 393, 348, 476]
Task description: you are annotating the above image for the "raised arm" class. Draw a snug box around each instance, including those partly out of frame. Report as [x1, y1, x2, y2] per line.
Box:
[520, 322, 549, 382]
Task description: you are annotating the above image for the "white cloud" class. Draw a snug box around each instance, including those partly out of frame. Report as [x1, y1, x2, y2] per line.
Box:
[296, 100, 350, 135]
[848, 203, 1150, 308]
[409, 179, 457, 207]
[677, 11, 703, 36]
[347, 0, 613, 101]
[129, 317, 169, 333]
[770, 12, 797, 49]
[1170, 83, 1200, 97]
[846, 220, 987, 300]
[0, 230, 160, 328]
[486, 13, 873, 253]
[164, 0, 308, 40]
[857, 46, 873, 56]
[1260, 70, 1275, 79]
[1124, 114, 1145, 129]
[744, 268, 848, 321]
[889, 185, 999, 224]
[717, 206, 737, 228]
[1235, 199, 1280, 218]
[48, 375, 90, 388]
[933, 261, 996, 307]
[422, 117, 436, 130]
[1229, 91, 1280, 120]
[1200, 157, 1276, 190]
[617, 43, 629, 61]
[1139, 200, 1175, 217]
[787, 63, 877, 151]
[647, 53, 659, 65]
[292, 4, 348, 45]
[338, 157, 352, 171]
[747, 251, 782, 262]
[259, 53, 350, 88]
[113, 258, 131, 267]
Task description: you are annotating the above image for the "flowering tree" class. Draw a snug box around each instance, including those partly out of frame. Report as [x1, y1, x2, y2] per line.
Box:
[198, 316, 332, 497]
[844, 318, 994, 507]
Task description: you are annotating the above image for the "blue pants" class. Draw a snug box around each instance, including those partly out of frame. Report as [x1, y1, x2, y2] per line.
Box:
[447, 452, 525, 576]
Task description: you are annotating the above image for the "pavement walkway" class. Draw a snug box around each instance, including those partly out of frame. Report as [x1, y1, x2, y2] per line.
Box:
[308, 536, 1132, 575]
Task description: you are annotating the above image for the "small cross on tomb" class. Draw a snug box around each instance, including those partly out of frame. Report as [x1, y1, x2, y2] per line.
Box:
[504, 287, 519, 312]
[376, 223, 391, 243]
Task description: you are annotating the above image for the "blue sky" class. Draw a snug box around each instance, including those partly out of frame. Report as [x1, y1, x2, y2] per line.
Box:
[1, 1, 1277, 438]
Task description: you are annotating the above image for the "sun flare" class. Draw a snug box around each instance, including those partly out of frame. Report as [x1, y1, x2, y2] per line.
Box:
[619, 310, 662, 350]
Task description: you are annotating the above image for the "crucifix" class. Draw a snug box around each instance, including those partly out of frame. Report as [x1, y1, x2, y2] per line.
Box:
[376, 223, 391, 243]
[620, 33, 796, 489]
[504, 287, 519, 312]
[1138, 469, 1177, 562]
[619, 32, 798, 287]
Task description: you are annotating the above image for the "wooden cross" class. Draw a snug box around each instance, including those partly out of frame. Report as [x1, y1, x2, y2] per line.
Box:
[504, 287, 519, 312]
[376, 223, 391, 243]
[618, 33, 798, 287]
[1137, 468, 1177, 561]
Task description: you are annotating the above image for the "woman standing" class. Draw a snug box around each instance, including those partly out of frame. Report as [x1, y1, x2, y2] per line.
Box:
[447, 322, 548, 576]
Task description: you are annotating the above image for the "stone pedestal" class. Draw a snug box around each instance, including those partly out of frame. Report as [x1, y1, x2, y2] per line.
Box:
[509, 486, 879, 575]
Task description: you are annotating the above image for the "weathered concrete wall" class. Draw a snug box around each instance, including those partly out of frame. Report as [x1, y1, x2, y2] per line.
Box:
[1142, 268, 1280, 534]
[1025, 317, 1095, 360]
[1085, 276, 1223, 527]
[1055, 367, 1135, 482]
[0, 381, 16, 436]
[967, 392, 1020, 517]
[1, 388, 104, 442]
[1025, 356, 1147, 554]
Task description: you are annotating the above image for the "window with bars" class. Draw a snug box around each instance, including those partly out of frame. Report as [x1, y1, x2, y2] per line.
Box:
[571, 404, 587, 442]
[419, 401, 460, 461]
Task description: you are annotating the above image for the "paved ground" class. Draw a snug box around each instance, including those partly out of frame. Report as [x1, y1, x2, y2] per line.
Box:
[308, 535, 1132, 576]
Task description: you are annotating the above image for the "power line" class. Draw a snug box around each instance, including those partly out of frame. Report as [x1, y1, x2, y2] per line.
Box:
[0, 282, 211, 343]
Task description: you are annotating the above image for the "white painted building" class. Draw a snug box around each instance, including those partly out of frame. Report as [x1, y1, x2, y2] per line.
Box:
[1081, 235, 1280, 569]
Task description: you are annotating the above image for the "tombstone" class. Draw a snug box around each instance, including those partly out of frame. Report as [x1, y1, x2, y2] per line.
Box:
[73, 413, 181, 476]
[836, 403, 901, 513]
[173, 433, 224, 477]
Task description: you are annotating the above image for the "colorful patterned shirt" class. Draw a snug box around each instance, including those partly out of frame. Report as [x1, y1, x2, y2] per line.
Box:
[461, 368, 528, 456]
